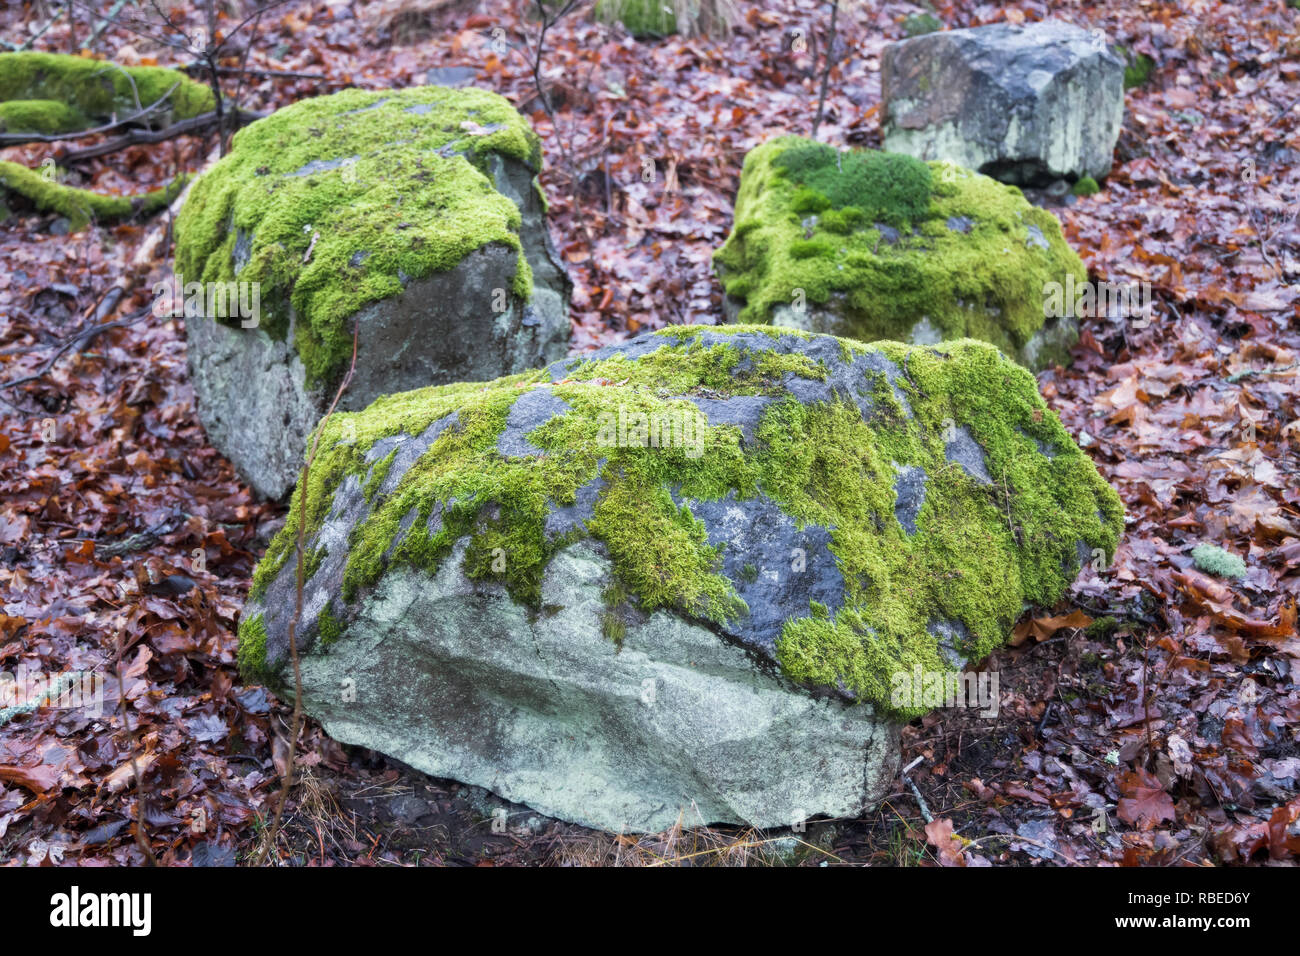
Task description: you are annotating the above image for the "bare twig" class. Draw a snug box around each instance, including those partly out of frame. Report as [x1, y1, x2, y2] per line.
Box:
[900, 755, 934, 824]
[260, 320, 360, 863]
[811, 0, 841, 140]
[0, 304, 154, 396]
[55, 107, 266, 163]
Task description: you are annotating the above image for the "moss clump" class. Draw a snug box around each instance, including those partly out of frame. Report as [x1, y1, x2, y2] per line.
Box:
[714, 136, 1088, 368]
[595, 0, 677, 37]
[1085, 615, 1118, 639]
[247, 325, 1124, 719]
[1072, 176, 1100, 197]
[1115, 47, 1155, 89]
[902, 11, 943, 37]
[774, 142, 933, 227]
[0, 99, 85, 134]
[1191, 543, 1246, 581]
[317, 603, 345, 646]
[0, 52, 213, 130]
[601, 612, 627, 645]
[175, 86, 543, 389]
[237, 612, 270, 685]
[0, 159, 189, 230]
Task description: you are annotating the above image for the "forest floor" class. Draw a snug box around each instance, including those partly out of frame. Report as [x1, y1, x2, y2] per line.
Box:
[0, 0, 1298, 866]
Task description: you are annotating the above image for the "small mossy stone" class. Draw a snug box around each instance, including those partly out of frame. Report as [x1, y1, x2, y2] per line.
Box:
[1191, 543, 1247, 581]
[1116, 46, 1155, 89]
[0, 99, 87, 134]
[0, 52, 213, 127]
[1072, 176, 1100, 197]
[714, 135, 1088, 370]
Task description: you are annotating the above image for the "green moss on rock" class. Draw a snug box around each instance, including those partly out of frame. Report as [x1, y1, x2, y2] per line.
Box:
[0, 159, 189, 230]
[174, 86, 543, 389]
[0, 52, 213, 130]
[714, 135, 1088, 368]
[0, 99, 85, 134]
[237, 612, 269, 685]
[244, 325, 1123, 718]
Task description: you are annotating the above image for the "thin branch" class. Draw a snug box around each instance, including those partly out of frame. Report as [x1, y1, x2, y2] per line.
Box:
[0, 304, 154, 395]
[811, 0, 841, 140]
[55, 107, 266, 163]
[259, 320, 360, 863]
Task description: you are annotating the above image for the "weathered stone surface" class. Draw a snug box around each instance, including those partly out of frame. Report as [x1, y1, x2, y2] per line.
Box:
[292, 539, 897, 833]
[882, 20, 1125, 185]
[176, 87, 571, 499]
[240, 325, 1124, 831]
[714, 135, 1088, 371]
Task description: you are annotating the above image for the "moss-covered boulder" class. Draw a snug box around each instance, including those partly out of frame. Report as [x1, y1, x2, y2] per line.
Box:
[0, 52, 214, 134]
[175, 86, 571, 500]
[714, 135, 1087, 371]
[239, 324, 1122, 831]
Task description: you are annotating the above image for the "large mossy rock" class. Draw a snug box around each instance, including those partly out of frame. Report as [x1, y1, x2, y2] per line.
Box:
[0, 52, 214, 134]
[713, 136, 1087, 371]
[176, 86, 571, 500]
[239, 325, 1123, 832]
[881, 20, 1125, 185]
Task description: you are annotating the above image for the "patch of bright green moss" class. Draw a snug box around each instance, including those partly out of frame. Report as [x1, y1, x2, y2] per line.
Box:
[714, 135, 1088, 366]
[174, 86, 543, 389]
[317, 603, 345, 646]
[0, 99, 85, 134]
[1072, 176, 1101, 197]
[595, 0, 677, 37]
[774, 142, 933, 226]
[0, 159, 189, 230]
[247, 325, 1123, 719]
[1117, 47, 1155, 89]
[0, 52, 213, 128]
[237, 612, 269, 685]
[1191, 543, 1246, 580]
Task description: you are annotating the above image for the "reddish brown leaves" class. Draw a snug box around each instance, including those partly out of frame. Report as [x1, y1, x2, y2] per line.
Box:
[1116, 769, 1178, 831]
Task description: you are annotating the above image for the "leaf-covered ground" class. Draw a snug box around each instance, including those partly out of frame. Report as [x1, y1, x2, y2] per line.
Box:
[0, 0, 1297, 866]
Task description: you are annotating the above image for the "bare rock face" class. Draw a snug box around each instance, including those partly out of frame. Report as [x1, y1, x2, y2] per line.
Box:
[239, 326, 1124, 832]
[176, 87, 571, 500]
[882, 20, 1125, 186]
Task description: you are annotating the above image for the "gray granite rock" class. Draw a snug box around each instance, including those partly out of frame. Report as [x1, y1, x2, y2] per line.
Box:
[882, 20, 1125, 185]
[292, 539, 898, 833]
